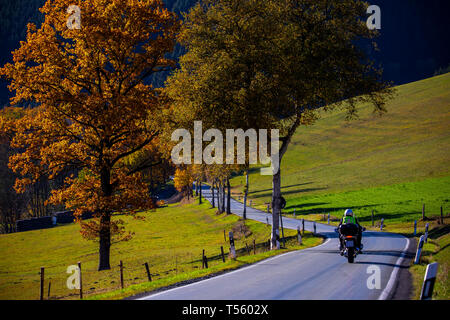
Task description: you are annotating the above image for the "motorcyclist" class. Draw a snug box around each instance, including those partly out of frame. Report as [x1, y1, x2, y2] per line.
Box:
[338, 209, 363, 253]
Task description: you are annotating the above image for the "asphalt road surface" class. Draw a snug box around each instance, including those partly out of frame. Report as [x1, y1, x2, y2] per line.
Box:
[139, 185, 413, 300]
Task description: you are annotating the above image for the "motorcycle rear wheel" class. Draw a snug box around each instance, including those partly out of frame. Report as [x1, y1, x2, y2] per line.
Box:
[347, 247, 355, 263]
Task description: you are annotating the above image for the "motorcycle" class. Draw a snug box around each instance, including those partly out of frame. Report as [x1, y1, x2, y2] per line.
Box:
[335, 225, 366, 263]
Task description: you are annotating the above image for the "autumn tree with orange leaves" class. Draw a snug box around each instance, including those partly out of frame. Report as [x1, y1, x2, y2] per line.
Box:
[0, 0, 179, 270]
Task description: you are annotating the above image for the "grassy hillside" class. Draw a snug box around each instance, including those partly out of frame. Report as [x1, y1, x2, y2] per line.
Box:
[232, 73, 450, 224]
[0, 201, 320, 300]
[411, 225, 449, 300]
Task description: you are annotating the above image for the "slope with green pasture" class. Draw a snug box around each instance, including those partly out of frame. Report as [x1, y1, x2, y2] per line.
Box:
[232, 73, 450, 224]
[0, 201, 320, 300]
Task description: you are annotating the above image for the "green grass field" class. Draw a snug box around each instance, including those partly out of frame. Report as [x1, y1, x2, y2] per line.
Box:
[278, 176, 449, 229]
[1, 74, 448, 300]
[230, 73, 450, 299]
[232, 73, 450, 224]
[411, 226, 449, 300]
[0, 200, 321, 300]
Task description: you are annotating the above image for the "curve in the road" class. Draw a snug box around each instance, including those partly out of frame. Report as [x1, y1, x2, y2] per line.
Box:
[139, 184, 412, 300]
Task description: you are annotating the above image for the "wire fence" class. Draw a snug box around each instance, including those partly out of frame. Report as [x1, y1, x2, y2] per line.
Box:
[33, 235, 301, 300]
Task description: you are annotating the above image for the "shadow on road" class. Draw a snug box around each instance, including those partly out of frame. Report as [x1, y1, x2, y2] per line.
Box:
[359, 250, 414, 259]
[355, 261, 409, 269]
[363, 232, 406, 239]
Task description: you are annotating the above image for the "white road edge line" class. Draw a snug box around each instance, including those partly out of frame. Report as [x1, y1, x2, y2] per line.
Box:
[377, 237, 410, 300]
[136, 237, 332, 300]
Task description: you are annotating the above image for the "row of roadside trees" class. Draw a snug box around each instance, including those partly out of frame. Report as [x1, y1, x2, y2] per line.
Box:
[0, 0, 393, 271]
[164, 0, 394, 249]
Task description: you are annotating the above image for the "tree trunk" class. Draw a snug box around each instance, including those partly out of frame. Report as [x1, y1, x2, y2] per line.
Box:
[199, 181, 202, 204]
[218, 182, 223, 213]
[226, 178, 231, 215]
[270, 116, 300, 250]
[211, 183, 215, 208]
[98, 213, 111, 270]
[271, 168, 281, 250]
[222, 180, 226, 213]
[243, 171, 249, 220]
[98, 167, 113, 271]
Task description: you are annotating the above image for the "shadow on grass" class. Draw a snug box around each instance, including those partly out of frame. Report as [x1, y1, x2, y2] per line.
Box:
[428, 225, 450, 240]
[284, 204, 379, 216]
[436, 243, 450, 254]
[250, 187, 328, 199]
[284, 204, 428, 227]
[357, 212, 421, 223]
[248, 182, 314, 195]
[284, 202, 330, 210]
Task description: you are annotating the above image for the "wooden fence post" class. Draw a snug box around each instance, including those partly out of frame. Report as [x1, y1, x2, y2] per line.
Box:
[253, 239, 256, 255]
[40, 267, 44, 300]
[422, 204, 426, 220]
[119, 260, 124, 289]
[78, 262, 83, 299]
[143, 262, 152, 282]
[48, 281, 51, 300]
[203, 252, 208, 269]
[220, 246, 225, 262]
[302, 219, 305, 234]
[424, 224, 429, 243]
[229, 232, 236, 259]
[441, 207, 444, 224]
[202, 249, 206, 268]
[297, 226, 302, 245]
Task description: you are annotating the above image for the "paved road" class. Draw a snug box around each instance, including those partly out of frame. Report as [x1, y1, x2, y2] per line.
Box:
[139, 185, 412, 300]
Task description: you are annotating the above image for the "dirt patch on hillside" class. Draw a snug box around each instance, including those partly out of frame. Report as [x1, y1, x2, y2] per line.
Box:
[179, 196, 196, 205]
[165, 192, 183, 204]
[232, 220, 252, 239]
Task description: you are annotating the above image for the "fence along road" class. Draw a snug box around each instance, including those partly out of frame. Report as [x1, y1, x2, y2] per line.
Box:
[138, 184, 412, 300]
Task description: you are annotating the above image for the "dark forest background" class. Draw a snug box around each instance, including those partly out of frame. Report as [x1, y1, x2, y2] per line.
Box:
[0, 0, 449, 232]
[1, 0, 450, 108]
